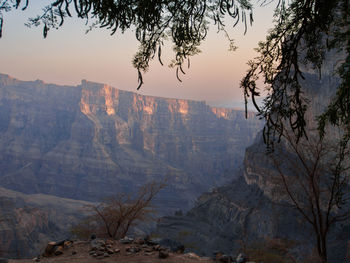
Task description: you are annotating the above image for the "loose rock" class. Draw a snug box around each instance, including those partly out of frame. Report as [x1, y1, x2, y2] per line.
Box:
[120, 236, 134, 244]
[185, 252, 201, 260]
[54, 246, 64, 256]
[159, 249, 169, 259]
[219, 254, 233, 263]
[236, 253, 246, 263]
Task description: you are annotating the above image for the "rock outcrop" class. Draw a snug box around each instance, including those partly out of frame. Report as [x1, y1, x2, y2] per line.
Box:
[0, 73, 261, 213]
[0, 187, 92, 259]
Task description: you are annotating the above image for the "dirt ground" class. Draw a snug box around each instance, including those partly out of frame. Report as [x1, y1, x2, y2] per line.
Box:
[9, 240, 214, 263]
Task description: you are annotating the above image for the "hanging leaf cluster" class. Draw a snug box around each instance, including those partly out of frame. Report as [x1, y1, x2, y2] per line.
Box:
[0, 0, 253, 89]
[241, 0, 350, 149]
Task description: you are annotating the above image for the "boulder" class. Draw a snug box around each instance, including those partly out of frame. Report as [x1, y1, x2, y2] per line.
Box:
[44, 242, 57, 257]
[120, 236, 134, 244]
[184, 252, 201, 259]
[159, 249, 169, 259]
[159, 238, 185, 253]
[236, 253, 246, 263]
[219, 254, 233, 263]
[134, 237, 145, 245]
[54, 246, 64, 256]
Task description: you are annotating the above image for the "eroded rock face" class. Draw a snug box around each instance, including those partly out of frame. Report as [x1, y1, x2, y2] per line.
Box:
[0, 74, 261, 213]
[0, 187, 91, 259]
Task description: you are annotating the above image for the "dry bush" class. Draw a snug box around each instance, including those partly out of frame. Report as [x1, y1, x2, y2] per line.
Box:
[71, 181, 165, 240]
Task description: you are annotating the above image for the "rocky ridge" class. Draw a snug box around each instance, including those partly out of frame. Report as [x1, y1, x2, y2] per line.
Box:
[8, 235, 259, 263]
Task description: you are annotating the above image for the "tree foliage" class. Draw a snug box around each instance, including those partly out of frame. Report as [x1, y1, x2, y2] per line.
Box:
[241, 0, 350, 148]
[0, 0, 349, 145]
[0, 0, 253, 89]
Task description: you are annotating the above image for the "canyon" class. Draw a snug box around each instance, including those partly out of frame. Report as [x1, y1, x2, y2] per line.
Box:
[0, 73, 261, 258]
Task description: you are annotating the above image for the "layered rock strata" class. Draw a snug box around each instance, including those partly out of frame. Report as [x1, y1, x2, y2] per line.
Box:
[0, 74, 261, 213]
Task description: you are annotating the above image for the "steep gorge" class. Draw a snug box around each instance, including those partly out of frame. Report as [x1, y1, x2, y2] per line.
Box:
[0, 74, 261, 213]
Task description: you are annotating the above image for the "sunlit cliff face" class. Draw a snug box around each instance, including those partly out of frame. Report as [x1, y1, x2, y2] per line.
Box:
[168, 100, 189, 115]
[211, 108, 229, 119]
[80, 80, 196, 119]
[104, 84, 116, 115]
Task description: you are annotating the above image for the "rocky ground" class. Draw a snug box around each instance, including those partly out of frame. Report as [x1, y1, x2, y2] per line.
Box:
[6, 237, 218, 263]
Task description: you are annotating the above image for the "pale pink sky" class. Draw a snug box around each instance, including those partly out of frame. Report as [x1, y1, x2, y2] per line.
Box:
[0, 2, 275, 108]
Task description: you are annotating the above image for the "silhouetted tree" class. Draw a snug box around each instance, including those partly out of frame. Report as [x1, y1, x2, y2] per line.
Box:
[273, 130, 350, 263]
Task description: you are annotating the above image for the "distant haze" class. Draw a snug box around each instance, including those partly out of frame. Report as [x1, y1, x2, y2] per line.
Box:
[0, 2, 274, 107]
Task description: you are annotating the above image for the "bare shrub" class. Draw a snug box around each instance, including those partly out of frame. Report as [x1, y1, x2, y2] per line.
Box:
[71, 181, 165, 239]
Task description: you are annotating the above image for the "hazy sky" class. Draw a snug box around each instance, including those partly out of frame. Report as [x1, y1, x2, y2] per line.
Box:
[0, 1, 275, 108]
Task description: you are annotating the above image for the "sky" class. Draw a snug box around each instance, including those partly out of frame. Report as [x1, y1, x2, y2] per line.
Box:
[0, 1, 275, 108]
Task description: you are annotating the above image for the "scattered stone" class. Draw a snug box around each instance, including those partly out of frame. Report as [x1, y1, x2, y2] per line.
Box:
[126, 246, 141, 253]
[236, 253, 246, 263]
[107, 248, 114, 254]
[120, 236, 134, 244]
[92, 253, 98, 257]
[54, 246, 64, 256]
[98, 246, 106, 252]
[106, 239, 114, 245]
[64, 240, 73, 248]
[114, 248, 121, 253]
[214, 251, 223, 261]
[184, 252, 201, 259]
[219, 254, 233, 263]
[90, 239, 100, 250]
[134, 237, 145, 245]
[32, 257, 40, 262]
[159, 238, 185, 253]
[103, 252, 110, 257]
[44, 242, 57, 256]
[74, 241, 89, 245]
[153, 244, 161, 251]
[159, 249, 169, 259]
[146, 237, 161, 246]
[89, 251, 95, 256]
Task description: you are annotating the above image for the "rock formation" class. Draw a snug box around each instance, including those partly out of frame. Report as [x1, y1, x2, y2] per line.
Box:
[0, 187, 92, 258]
[0, 73, 261, 213]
